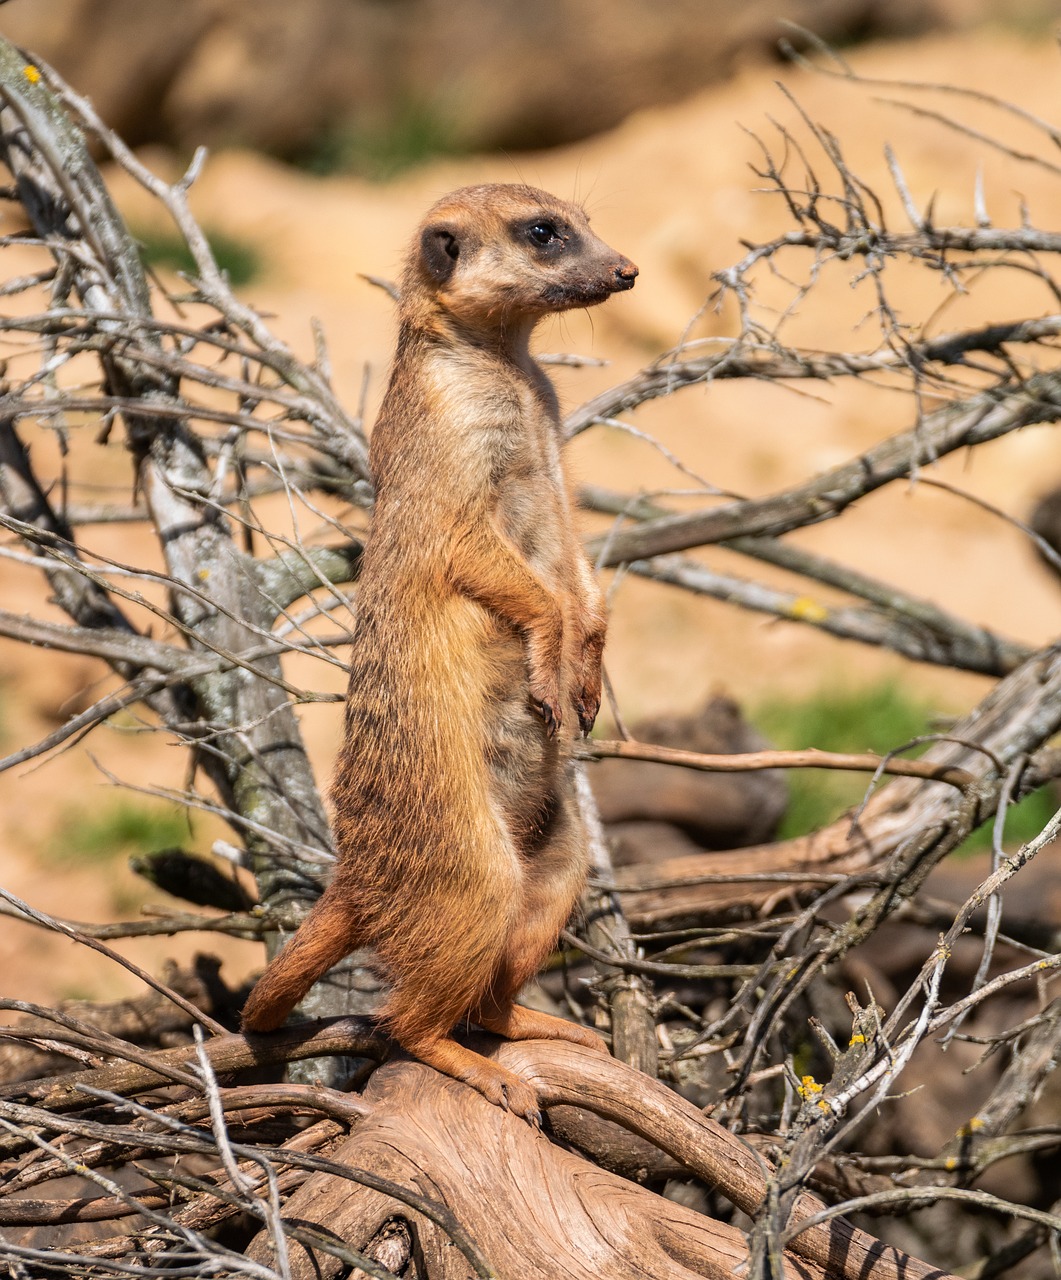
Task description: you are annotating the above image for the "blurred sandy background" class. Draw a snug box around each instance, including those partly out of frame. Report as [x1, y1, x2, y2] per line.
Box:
[1, 0, 1060, 1003]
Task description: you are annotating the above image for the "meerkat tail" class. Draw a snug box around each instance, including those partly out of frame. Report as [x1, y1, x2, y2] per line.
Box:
[241, 890, 361, 1032]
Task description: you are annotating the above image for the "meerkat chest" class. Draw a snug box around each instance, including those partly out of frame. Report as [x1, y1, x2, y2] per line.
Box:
[418, 348, 570, 569]
[428, 351, 562, 488]
[494, 400, 569, 573]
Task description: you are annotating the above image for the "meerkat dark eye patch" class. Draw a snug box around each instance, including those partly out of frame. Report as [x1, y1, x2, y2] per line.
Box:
[524, 218, 570, 250]
[421, 225, 460, 282]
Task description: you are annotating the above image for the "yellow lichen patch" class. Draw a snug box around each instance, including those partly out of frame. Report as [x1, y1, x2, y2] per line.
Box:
[788, 596, 829, 623]
[797, 1075, 822, 1099]
[23, 64, 41, 85]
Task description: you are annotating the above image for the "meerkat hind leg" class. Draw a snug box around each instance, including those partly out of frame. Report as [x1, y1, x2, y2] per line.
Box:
[474, 997, 608, 1054]
[383, 871, 545, 1121]
[472, 804, 610, 1058]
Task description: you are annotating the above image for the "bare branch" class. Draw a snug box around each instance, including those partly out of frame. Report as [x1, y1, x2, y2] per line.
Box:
[0, 886, 226, 1036]
[586, 371, 1061, 565]
[581, 736, 974, 787]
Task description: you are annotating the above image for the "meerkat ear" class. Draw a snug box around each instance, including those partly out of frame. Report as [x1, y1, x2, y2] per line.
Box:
[420, 224, 460, 283]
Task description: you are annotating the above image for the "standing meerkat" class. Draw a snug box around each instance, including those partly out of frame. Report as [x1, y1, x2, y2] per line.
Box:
[241, 183, 637, 1121]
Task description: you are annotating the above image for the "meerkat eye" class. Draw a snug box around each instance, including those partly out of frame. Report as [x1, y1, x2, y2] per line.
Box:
[527, 221, 562, 247]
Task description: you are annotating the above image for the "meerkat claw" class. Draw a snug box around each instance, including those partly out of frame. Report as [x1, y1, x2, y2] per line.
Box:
[533, 698, 561, 737]
[576, 695, 599, 736]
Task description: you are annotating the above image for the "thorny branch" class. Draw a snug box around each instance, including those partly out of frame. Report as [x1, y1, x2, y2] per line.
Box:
[0, 34, 1059, 1280]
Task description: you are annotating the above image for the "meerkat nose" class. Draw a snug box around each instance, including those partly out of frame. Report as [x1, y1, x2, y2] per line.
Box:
[613, 259, 639, 289]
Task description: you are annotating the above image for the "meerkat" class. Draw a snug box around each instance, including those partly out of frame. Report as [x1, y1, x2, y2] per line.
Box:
[241, 183, 637, 1121]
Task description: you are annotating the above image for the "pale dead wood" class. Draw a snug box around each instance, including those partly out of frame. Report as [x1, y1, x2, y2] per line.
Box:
[0, 964, 220, 1082]
[583, 483, 1033, 676]
[0, 1023, 958, 1280]
[575, 765, 660, 1077]
[0, 37, 374, 1081]
[585, 373, 1061, 567]
[616, 641, 1061, 927]
[246, 1044, 946, 1280]
[0, 1018, 383, 1115]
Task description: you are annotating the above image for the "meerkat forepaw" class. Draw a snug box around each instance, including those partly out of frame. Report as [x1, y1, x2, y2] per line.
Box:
[573, 654, 603, 735]
[531, 691, 562, 736]
[575, 690, 600, 736]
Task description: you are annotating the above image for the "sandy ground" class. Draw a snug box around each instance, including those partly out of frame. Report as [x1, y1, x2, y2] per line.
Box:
[3, 28, 1061, 1006]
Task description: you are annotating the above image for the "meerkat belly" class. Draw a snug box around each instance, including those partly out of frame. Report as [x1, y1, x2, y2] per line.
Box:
[485, 430, 577, 852]
[473, 609, 562, 858]
[333, 584, 522, 895]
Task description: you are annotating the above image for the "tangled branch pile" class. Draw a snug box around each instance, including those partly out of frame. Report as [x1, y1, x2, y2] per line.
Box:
[0, 35, 1059, 1280]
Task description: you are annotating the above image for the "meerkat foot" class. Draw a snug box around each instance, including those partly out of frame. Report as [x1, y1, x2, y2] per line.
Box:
[468, 1063, 542, 1126]
[402, 1034, 543, 1125]
[553, 1021, 610, 1054]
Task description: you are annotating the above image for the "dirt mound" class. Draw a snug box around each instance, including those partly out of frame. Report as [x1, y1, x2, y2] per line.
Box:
[0, 0, 962, 160]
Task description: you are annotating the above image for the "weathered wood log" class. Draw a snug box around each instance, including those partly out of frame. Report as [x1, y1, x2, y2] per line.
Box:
[590, 694, 788, 857]
[246, 1037, 958, 1280]
[247, 1053, 818, 1280]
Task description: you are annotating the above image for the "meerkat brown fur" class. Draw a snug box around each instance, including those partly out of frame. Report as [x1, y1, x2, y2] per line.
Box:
[241, 184, 637, 1120]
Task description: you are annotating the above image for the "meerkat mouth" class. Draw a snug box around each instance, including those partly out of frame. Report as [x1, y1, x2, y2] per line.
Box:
[539, 277, 634, 308]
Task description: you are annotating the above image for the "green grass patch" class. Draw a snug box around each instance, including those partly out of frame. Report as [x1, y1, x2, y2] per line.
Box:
[752, 681, 1056, 849]
[754, 682, 936, 841]
[293, 101, 462, 181]
[989, 3, 1059, 39]
[48, 800, 188, 867]
[57, 983, 97, 1002]
[137, 227, 262, 287]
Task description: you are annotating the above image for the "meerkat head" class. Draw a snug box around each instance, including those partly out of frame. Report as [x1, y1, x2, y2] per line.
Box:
[402, 183, 637, 337]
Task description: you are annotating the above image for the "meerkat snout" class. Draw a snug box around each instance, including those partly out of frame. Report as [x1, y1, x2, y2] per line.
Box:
[613, 260, 638, 289]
